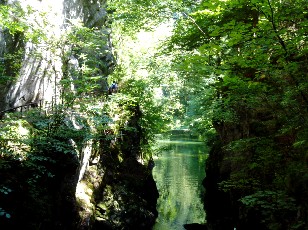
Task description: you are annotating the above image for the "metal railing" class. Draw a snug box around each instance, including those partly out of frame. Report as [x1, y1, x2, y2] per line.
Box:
[0, 99, 47, 119]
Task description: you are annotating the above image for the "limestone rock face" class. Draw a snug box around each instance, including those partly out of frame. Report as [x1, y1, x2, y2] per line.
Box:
[0, 0, 112, 111]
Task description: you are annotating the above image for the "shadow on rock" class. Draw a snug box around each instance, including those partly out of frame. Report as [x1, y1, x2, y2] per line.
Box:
[184, 223, 208, 230]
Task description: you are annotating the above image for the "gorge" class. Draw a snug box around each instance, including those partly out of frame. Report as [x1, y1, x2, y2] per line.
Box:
[1, 0, 308, 230]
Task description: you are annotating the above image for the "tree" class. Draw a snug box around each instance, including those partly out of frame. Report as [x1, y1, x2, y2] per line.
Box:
[166, 0, 308, 228]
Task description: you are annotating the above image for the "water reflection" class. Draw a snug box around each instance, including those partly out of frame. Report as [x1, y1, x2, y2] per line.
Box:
[152, 140, 208, 230]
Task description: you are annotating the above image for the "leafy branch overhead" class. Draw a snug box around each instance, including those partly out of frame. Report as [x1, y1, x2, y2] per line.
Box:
[158, 0, 308, 229]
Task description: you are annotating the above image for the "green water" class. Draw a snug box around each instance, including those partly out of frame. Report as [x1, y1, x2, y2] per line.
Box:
[152, 140, 207, 230]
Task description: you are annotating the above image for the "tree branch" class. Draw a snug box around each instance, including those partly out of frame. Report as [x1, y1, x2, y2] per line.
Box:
[182, 12, 207, 37]
[267, 0, 288, 54]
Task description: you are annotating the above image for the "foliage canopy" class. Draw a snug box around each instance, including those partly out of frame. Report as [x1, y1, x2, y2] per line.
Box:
[0, 0, 308, 228]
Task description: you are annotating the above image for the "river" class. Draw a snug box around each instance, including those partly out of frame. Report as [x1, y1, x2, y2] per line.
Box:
[152, 140, 208, 230]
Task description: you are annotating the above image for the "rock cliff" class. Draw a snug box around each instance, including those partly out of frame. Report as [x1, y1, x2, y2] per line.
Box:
[0, 0, 113, 112]
[0, 1, 158, 229]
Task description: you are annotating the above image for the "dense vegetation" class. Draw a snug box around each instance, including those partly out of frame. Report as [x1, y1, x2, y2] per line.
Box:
[109, 0, 308, 228]
[164, 1, 308, 229]
[0, 0, 308, 229]
[0, 2, 159, 228]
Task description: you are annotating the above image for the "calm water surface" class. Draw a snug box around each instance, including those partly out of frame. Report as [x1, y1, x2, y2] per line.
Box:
[152, 140, 207, 230]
